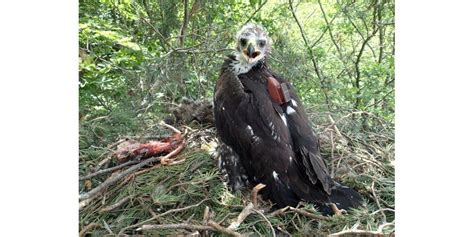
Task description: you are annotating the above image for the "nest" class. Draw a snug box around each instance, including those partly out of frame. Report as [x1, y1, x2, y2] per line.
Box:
[79, 108, 394, 236]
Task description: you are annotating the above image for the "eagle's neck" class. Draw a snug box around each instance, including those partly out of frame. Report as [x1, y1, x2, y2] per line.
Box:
[229, 52, 265, 75]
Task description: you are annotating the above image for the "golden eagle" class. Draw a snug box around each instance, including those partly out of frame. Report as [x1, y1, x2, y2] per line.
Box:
[213, 23, 363, 215]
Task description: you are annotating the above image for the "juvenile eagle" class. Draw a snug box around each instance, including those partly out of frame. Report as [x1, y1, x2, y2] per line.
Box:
[213, 23, 363, 215]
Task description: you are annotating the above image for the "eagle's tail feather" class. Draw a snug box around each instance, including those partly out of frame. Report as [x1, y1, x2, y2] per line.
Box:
[321, 182, 364, 215]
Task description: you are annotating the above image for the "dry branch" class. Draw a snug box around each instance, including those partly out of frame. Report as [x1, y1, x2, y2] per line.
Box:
[268, 206, 290, 216]
[253, 209, 276, 237]
[328, 222, 394, 237]
[120, 199, 208, 234]
[79, 223, 100, 237]
[269, 205, 329, 221]
[288, 207, 329, 221]
[138, 222, 241, 237]
[99, 196, 131, 213]
[227, 202, 254, 231]
[138, 223, 214, 232]
[80, 159, 140, 181]
[208, 221, 240, 237]
[157, 199, 208, 217]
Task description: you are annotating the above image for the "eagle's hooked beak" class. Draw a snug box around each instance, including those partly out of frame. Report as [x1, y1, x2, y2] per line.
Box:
[243, 43, 261, 64]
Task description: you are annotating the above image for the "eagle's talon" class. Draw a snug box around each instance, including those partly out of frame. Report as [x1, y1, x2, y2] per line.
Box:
[329, 203, 346, 216]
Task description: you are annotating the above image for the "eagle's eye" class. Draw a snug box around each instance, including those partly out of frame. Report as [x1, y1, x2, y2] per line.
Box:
[258, 40, 266, 48]
[240, 38, 247, 47]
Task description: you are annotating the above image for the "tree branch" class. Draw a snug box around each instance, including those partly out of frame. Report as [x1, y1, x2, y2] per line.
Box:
[289, 0, 331, 109]
[243, 0, 268, 25]
[178, 0, 190, 47]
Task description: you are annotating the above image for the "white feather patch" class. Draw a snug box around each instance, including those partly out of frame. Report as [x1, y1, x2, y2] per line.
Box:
[272, 171, 279, 180]
[279, 113, 287, 126]
[291, 99, 298, 107]
[246, 125, 254, 135]
[286, 106, 296, 115]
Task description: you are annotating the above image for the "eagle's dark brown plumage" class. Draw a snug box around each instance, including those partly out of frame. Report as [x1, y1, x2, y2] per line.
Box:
[213, 23, 363, 215]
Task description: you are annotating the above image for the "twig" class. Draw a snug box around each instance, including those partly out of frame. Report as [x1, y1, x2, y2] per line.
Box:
[288, 207, 329, 221]
[102, 220, 114, 235]
[269, 205, 329, 221]
[328, 222, 394, 237]
[157, 198, 208, 217]
[99, 196, 131, 213]
[370, 208, 395, 216]
[178, 0, 190, 47]
[253, 209, 276, 237]
[80, 159, 140, 181]
[79, 142, 184, 202]
[268, 206, 290, 216]
[289, 0, 331, 109]
[371, 181, 386, 223]
[364, 88, 395, 110]
[159, 121, 182, 135]
[93, 155, 112, 172]
[202, 206, 210, 225]
[140, 17, 170, 49]
[138, 223, 214, 232]
[120, 199, 207, 234]
[327, 114, 344, 138]
[243, 0, 268, 25]
[79, 223, 100, 237]
[208, 221, 240, 237]
[227, 202, 254, 231]
[138, 222, 241, 236]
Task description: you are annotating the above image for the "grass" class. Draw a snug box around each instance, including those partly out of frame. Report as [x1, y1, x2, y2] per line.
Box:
[79, 105, 395, 236]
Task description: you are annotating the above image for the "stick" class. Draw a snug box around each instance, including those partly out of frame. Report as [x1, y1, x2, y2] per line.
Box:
[93, 155, 112, 172]
[99, 196, 131, 213]
[79, 223, 100, 237]
[102, 220, 114, 235]
[371, 181, 386, 223]
[227, 202, 254, 231]
[288, 207, 329, 221]
[328, 222, 395, 237]
[159, 121, 182, 134]
[268, 206, 329, 221]
[120, 199, 207, 234]
[138, 223, 214, 232]
[156, 199, 208, 217]
[253, 209, 276, 237]
[80, 159, 140, 181]
[137, 222, 241, 236]
[208, 221, 241, 237]
[268, 206, 290, 216]
[79, 142, 184, 202]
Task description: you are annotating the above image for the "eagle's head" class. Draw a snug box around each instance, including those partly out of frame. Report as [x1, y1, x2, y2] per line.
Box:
[232, 23, 271, 74]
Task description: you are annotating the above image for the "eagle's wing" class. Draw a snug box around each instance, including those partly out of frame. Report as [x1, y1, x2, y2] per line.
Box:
[214, 71, 294, 190]
[271, 73, 334, 194]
